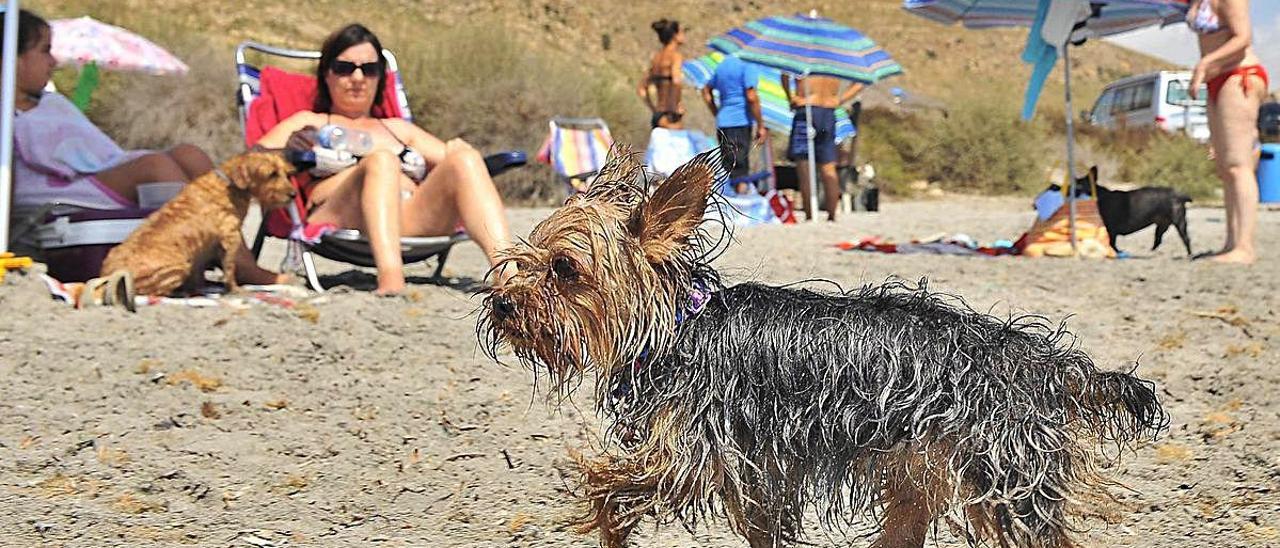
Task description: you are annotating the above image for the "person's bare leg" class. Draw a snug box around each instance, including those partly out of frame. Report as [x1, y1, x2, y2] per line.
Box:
[166, 143, 215, 179]
[305, 161, 403, 293]
[1211, 74, 1265, 264]
[93, 152, 188, 203]
[351, 151, 409, 293]
[403, 139, 514, 282]
[795, 159, 814, 221]
[233, 246, 290, 285]
[820, 162, 840, 222]
[1206, 97, 1236, 255]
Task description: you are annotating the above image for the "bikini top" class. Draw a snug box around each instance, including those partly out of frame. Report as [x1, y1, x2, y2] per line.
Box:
[1187, 0, 1221, 34]
[377, 118, 428, 182]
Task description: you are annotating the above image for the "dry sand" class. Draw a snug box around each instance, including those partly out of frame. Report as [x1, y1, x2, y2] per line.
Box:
[2, 197, 1278, 547]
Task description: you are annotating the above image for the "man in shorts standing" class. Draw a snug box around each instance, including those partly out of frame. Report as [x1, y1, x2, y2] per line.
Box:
[783, 74, 863, 221]
[702, 55, 767, 194]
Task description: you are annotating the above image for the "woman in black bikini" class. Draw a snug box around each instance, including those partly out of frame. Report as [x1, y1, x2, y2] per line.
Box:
[638, 19, 686, 129]
[257, 24, 513, 294]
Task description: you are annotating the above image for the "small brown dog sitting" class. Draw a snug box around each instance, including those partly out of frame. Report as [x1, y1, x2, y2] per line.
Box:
[101, 151, 297, 296]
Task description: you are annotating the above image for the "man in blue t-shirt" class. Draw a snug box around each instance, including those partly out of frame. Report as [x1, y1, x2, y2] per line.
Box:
[701, 56, 767, 194]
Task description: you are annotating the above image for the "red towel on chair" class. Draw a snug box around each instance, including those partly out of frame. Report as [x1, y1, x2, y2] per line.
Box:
[244, 66, 407, 238]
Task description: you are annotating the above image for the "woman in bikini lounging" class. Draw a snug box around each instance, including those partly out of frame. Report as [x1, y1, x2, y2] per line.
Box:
[1188, 0, 1267, 264]
[256, 23, 513, 294]
[638, 19, 686, 130]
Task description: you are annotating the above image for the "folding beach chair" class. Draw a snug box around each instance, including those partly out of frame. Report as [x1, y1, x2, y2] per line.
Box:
[535, 117, 613, 195]
[236, 41, 526, 291]
[8, 203, 155, 282]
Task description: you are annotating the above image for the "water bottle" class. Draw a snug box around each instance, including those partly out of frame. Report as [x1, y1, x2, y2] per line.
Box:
[316, 125, 374, 155]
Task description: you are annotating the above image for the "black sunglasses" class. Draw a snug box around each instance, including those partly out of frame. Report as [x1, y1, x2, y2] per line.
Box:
[330, 60, 383, 76]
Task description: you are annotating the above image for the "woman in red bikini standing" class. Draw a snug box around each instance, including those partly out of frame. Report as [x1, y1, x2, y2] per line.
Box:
[1189, 0, 1268, 264]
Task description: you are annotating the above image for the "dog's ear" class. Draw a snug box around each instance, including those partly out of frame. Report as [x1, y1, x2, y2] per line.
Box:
[628, 148, 720, 264]
[228, 152, 287, 189]
[221, 155, 256, 189]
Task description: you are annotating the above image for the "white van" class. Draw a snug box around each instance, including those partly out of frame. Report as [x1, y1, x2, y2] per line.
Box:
[1087, 71, 1209, 142]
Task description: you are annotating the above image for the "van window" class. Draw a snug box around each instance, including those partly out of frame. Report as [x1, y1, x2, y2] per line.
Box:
[1166, 80, 1208, 107]
[1092, 90, 1114, 121]
[1132, 83, 1154, 110]
[1112, 85, 1136, 114]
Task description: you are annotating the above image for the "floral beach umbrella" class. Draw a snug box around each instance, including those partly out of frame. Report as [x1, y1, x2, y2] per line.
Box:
[51, 16, 189, 110]
[51, 16, 189, 75]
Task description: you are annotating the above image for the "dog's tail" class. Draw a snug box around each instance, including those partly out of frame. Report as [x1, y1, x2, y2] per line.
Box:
[1069, 367, 1169, 445]
[970, 356, 1168, 546]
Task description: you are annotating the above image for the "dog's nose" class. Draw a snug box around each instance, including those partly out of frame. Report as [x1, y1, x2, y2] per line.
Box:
[491, 293, 516, 320]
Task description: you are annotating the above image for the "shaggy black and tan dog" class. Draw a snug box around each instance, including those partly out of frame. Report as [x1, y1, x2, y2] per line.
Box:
[480, 146, 1167, 548]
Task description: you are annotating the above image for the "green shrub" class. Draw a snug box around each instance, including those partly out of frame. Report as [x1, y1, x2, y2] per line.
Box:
[388, 18, 644, 204]
[919, 101, 1048, 193]
[88, 44, 242, 161]
[1087, 129, 1218, 200]
[856, 107, 930, 195]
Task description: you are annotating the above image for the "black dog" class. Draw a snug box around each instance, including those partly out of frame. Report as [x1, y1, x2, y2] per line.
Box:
[1079, 167, 1193, 256]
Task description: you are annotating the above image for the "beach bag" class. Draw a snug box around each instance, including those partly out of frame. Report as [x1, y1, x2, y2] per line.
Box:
[1018, 172, 1114, 259]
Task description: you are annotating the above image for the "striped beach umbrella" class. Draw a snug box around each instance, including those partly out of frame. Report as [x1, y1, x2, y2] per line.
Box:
[903, 0, 1189, 255]
[708, 13, 903, 83]
[682, 52, 857, 144]
[708, 12, 902, 216]
[904, 0, 1188, 36]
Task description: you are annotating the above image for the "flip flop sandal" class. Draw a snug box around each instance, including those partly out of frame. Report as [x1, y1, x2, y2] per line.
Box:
[76, 277, 109, 309]
[107, 270, 137, 313]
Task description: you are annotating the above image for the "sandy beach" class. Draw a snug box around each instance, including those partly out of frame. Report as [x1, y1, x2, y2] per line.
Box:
[2, 196, 1278, 547]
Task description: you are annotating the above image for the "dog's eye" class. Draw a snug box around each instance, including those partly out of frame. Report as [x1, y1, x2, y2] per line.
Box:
[552, 256, 578, 282]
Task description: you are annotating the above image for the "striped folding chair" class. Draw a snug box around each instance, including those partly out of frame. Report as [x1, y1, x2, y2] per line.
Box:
[536, 117, 614, 195]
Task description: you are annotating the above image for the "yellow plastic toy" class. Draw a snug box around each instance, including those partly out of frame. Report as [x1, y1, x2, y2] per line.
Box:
[1, 252, 34, 282]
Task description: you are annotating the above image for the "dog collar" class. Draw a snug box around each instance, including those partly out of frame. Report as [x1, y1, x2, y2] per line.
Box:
[675, 284, 710, 324]
[634, 283, 713, 367]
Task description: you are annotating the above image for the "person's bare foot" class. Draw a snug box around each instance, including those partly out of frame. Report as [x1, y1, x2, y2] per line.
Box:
[1209, 249, 1255, 264]
[375, 270, 406, 295]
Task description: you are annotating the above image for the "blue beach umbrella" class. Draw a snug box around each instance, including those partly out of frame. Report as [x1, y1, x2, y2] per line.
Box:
[708, 11, 902, 215]
[903, 0, 1189, 253]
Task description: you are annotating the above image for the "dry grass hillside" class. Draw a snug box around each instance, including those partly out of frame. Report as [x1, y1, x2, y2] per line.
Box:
[32, 0, 1214, 202]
